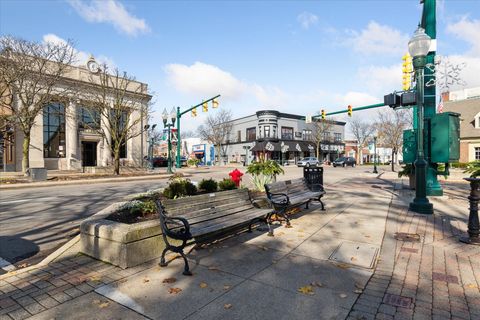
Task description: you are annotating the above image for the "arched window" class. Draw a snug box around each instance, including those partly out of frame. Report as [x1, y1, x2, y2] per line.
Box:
[43, 102, 66, 158]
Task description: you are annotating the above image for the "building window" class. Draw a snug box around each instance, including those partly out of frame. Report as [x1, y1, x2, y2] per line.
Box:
[79, 106, 101, 129]
[43, 102, 66, 158]
[264, 125, 270, 138]
[475, 147, 480, 160]
[237, 130, 241, 142]
[323, 132, 330, 142]
[334, 133, 342, 142]
[246, 127, 256, 141]
[272, 126, 277, 139]
[303, 129, 312, 141]
[281, 127, 294, 140]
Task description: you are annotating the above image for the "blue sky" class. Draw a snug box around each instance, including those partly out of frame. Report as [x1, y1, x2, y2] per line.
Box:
[1, 0, 479, 132]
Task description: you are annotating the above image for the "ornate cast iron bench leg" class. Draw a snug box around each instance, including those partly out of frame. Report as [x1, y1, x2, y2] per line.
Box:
[159, 233, 192, 276]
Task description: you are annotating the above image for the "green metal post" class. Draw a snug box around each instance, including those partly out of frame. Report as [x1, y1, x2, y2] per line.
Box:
[422, 0, 442, 196]
[167, 124, 173, 174]
[176, 107, 181, 168]
[373, 137, 378, 174]
[409, 55, 433, 214]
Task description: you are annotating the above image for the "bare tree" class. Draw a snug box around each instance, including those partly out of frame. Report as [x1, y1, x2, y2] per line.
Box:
[349, 118, 375, 164]
[309, 117, 334, 160]
[0, 36, 76, 173]
[78, 66, 151, 175]
[182, 130, 198, 138]
[197, 109, 233, 165]
[375, 109, 410, 171]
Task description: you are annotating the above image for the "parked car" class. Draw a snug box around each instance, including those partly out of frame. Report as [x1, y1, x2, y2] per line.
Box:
[152, 156, 168, 167]
[332, 157, 356, 167]
[297, 157, 321, 167]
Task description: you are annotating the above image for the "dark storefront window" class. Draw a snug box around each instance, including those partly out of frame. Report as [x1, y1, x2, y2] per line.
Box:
[281, 127, 293, 140]
[43, 102, 66, 158]
[79, 106, 101, 129]
[246, 127, 256, 141]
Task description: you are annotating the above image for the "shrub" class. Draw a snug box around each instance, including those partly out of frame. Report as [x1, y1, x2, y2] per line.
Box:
[120, 199, 157, 218]
[219, 178, 237, 190]
[398, 164, 414, 178]
[246, 160, 284, 191]
[187, 158, 200, 167]
[163, 179, 198, 199]
[199, 178, 218, 192]
[451, 162, 469, 169]
[464, 161, 480, 178]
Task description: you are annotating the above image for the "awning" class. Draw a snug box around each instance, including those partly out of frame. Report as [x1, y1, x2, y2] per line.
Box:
[250, 141, 316, 152]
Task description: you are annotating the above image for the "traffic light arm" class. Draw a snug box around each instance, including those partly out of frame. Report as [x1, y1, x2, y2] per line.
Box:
[311, 102, 385, 119]
[179, 94, 221, 117]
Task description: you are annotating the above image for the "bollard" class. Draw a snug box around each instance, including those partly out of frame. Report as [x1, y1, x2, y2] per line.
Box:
[459, 178, 480, 245]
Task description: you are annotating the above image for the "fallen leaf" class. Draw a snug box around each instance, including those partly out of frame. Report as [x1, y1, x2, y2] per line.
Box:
[162, 277, 177, 284]
[98, 301, 110, 308]
[223, 285, 231, 290]
[168, 287, 182, 294]
[466, 283, 478, 289]
[298, 285, 315, 295]
[90, 275, 102, 282]
[350, 257, 357, 262]
[143, 278, 150, 283]
[364, 235, 371, 238]
[310, 281, 323, 287]
[224, 303, 233, 309]
[208, 266, 220, 271]
[354, 283, 364, 289]
[199, 282, 208, 288]
[354, 289, 363, 294]
[335, 263, 351, 269]
[17, 263, 29, 268]
[339, 293, 348, 298]
[258, 245, 269, 251]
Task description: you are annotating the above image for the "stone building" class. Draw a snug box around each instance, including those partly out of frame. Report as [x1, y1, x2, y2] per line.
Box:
[0, 57, 151, 172]
[443, 88, 480, 163]
[221, 110, 346, 165]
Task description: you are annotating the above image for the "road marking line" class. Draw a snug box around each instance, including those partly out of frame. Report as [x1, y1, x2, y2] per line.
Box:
[0, 257, 16, 272]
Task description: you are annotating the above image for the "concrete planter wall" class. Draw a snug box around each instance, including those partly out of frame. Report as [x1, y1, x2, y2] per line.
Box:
[80, 201, 164, 269]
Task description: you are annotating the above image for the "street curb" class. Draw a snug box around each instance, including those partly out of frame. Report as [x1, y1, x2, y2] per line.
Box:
[0, 173, 176, 190]
[0, 235, 81, 280]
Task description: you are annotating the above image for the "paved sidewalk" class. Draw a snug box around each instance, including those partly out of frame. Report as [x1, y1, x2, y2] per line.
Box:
[0, 173, 478, 319]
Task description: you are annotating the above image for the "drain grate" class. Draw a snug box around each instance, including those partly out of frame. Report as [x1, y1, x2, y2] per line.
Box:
[394, 233, 421, 242]
[383, 293, 413, 308]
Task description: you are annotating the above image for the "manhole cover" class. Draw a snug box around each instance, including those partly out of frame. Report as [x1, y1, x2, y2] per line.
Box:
[383, 293, 413, 308]
[394, 233, 421, 242]
[329, 242, 379, 269]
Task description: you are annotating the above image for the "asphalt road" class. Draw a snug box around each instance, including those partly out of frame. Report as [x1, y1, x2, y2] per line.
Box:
[0, 165, 375, 269]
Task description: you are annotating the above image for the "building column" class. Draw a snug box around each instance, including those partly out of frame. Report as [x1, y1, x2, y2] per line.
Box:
[101, 113, 112, 166]
[66, 100, 79, 170]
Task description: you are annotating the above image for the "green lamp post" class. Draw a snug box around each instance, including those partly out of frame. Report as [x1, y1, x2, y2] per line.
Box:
[162, 107, 176, 174]
[373, 136, 378, 174]
[408, 26, 434, 215]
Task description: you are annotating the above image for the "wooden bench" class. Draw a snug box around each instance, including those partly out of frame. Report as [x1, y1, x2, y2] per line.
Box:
[156, 188, 273, 275]
[264, 178, 326, 227]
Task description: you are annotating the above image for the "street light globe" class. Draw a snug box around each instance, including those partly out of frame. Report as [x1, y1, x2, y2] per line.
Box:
[408, 27, 431, 58]
[162, 108, 168, 126]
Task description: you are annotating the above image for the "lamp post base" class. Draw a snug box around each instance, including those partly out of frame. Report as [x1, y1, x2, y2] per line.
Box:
[409, 198, 433, 215]
[459, 236, 480, 245]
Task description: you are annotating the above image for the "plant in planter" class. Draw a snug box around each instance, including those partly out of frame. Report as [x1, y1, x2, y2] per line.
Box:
[246, 160, 284, 192]
[464, 161, 480, 178]
[199, 178, 218, 192]
[219, 178, 237, 190]
[163, 178, 197, 199]
[398, 164, 415, 189]
[187, 158, 200, 167]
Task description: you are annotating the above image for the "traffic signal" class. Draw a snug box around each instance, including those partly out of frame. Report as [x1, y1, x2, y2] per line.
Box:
[347, 105, 352, 117]
[321, 109, 326, 120]
[402, 53, 412, 91]
[202, 101, 208, 112]
[212, 99, 219, 108]
[191, 108, 197, 117]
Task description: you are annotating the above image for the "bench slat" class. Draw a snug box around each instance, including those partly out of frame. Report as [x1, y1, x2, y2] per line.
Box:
[165, 198, 251, 218]
[162, 188, 249, 208]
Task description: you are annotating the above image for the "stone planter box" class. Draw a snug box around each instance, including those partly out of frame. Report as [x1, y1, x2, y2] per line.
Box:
[80, 201, 164, 269]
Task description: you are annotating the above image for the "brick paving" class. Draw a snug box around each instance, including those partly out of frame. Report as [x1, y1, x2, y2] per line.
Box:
[0, 255, 154, 320]
[348, 186, 480, 320]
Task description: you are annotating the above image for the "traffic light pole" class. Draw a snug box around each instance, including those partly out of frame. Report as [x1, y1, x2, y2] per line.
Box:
[312, 102, 385, 120]
[175, 95, 221, 168]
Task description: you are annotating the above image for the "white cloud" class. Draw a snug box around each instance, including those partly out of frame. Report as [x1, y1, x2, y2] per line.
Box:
[67, 0, 150, 36]
[164, 61, 292, 110]
[345, 21, 409, 56]
[357, 64, 402, 95]
[446, 16, 480, 56]
[333, 91, 380, 108]
[297, 12, 318, 30]
[43, 33, 116, 69]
